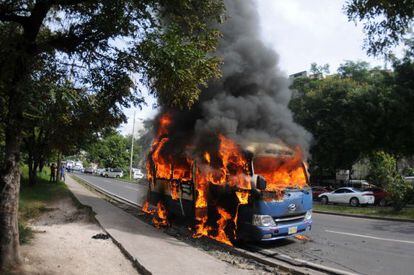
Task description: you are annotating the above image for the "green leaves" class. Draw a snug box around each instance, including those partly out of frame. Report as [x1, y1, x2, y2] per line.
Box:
[138, 23, 222, 109]
[1, 0, 225, 163]
[345, 0, 414, 56]
[368, 151, 413, 211]
[290, 60, 414, 173]
[86, 132, 130, 169]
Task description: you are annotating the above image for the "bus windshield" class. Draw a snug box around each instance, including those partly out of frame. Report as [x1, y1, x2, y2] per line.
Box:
[253, 155, 308, 191]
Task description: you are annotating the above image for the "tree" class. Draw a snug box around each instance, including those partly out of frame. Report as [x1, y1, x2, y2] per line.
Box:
[368, 151, 413, 211]
[86, 132, 130, 169]
[290, 72, 372, 173]
[290, 62, 395, 178]
[290, 60, 414, 184]
[310, 62, 330, 77]
[389, 57, 414, 156]
[368, 151, 398, 188]
[0, 1, 224, 269]
[345, 0, 414, 56]
[337, 60, 371, 82]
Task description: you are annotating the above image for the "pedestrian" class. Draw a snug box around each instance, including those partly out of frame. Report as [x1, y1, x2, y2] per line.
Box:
[50, 163, 56, 182]
[60, 165, 66, 182]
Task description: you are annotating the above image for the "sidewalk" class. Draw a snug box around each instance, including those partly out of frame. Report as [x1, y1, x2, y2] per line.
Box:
[65, 175, 249, 275]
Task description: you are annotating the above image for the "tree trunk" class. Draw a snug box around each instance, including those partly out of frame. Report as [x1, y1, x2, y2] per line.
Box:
[27, 152, 37, 186]
[0, 6, 48, 269]
[28, 160, 38, 187]
[38, 158, 44, 173]
[33, 161, 39, 182]
[0, 126, 22, 269]
[56, 153, 61, 182]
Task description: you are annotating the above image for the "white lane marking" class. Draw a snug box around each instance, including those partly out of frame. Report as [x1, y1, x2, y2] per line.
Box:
[326, 230, 414, 245]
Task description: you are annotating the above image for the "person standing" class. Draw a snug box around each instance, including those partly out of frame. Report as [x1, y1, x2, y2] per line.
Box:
[50, 163, 56, 182]
[60, 165, 66, 182]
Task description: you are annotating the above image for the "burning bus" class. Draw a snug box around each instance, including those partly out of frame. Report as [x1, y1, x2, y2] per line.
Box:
[143, 113, 312, 244]
[142, 0, 313, 244]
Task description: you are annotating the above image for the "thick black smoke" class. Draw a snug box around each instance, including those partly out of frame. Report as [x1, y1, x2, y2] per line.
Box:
[156, 0, 311, 158]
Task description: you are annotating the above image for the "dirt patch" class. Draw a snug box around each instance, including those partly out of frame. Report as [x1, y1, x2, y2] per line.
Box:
[18, 197, 138, 275]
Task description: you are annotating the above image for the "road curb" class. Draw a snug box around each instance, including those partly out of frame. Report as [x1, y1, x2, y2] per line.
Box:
[314, 210, 414, 223]
[66, 175, 151, 275]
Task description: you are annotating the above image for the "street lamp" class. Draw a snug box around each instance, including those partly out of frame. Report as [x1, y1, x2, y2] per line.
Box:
[129, 113, 143, 180]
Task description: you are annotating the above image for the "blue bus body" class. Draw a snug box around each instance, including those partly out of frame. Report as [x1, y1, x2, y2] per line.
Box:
[148, 177, 312, 242]
[237, 189, 312, 241]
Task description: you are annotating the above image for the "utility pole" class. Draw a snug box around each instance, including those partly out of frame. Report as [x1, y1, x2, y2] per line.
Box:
[129, 111, 136, 180]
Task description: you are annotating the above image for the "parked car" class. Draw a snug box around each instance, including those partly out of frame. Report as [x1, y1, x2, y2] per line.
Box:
[405, 176, 414, 184]
[84, 167, 94, 174]
[363, 187, 389, 206]
[73, 165, 84, 172]
[102, 168, 124, 178]
[346, 179, 372, 189]
[133, 168, 144, 179]
[311, 186, 331, 200]
[95, 168, 105, 176]
[319, 187, 375, 206]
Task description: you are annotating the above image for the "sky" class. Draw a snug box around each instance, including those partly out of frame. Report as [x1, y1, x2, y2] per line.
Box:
[119, 0, 388, 136]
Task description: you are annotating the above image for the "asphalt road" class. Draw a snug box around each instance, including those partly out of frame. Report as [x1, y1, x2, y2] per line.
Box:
[73, 172, 147, 206]
[72, 173, 414, 275]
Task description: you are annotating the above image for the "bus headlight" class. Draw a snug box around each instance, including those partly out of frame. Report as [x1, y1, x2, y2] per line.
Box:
[305, 210, 312, 220]
[252, 215, 276, 227]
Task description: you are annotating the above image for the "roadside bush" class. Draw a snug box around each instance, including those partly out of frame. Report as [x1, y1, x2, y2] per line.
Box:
[402, 167, 414, 176]
[369, 151, 413, 211]
[386, 175, 413, 211]
[368, 151, 396, 188]
[19, 222, 34, 244]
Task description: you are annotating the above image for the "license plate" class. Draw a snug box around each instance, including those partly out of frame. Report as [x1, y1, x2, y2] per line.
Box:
[288, 226, 297, 235]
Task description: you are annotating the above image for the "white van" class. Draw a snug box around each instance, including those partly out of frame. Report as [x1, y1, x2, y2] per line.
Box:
[103, 168, 124, 178]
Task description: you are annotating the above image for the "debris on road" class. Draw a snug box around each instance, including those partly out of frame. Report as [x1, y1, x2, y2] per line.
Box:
[92, 233, 110, 240]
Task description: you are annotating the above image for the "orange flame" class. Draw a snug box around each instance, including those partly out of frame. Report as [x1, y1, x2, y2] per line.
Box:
[152, 201, 169, 228]
[294, 234, 310, 241]
[235, 190, 250, 205]
[142, 201, 155, 214]
[193, 208, 211, 238]
[213, 207, 233, 246]
[146, 113, 309, 246]
[253, 147, 307, 192]
[170, 181, 179, 200]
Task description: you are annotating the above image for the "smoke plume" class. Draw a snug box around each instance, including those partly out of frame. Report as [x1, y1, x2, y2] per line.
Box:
[157, 0, 311, 158]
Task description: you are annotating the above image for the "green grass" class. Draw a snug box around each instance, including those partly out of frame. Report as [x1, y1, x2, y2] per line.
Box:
[314, 204, 414, 220]
[118, 174, 138, 183]
[19, 166, 72, 244]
